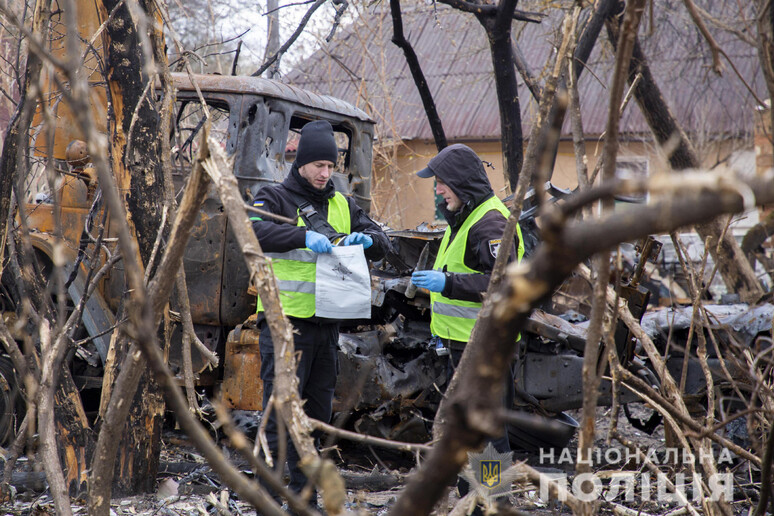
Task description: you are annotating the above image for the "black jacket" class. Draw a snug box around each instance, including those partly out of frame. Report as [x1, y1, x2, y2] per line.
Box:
[433, 156, 518, 304]
[251, 164, 390, 262]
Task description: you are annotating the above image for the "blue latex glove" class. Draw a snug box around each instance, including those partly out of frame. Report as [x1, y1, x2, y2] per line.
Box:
[305, 231, 333, 253]
[411, 270, 446, 292]
[341, 232, 373, 249]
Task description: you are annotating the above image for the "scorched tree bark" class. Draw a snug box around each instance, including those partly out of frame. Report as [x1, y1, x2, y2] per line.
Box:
[95, 0, 166, 497]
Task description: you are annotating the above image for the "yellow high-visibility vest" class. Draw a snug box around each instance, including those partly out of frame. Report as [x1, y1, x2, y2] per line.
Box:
[256, 192, 351, 318]
[429, 196, 524, 342]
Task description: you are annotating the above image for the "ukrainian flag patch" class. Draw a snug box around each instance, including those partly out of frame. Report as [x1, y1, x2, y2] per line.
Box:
[488, 239, 502, 258]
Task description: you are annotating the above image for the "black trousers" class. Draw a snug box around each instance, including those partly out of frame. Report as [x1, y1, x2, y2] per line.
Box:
[448, 346, 514, 504]
[259, 317, 339, 505]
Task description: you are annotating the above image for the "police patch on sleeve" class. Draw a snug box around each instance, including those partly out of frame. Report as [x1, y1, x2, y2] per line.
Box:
[488, 239, 502, 258]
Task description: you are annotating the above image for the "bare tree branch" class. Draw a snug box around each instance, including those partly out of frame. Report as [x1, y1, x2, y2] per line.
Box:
[310, 418, 432, 453]
[577, 1, 648, 490]
[252, 0, 327, 77]
[325, 0, 348, 42]
[393, 166, 774, 516]
[213, 401, 319, 516]
[262, 0, 280, 78]
[682, 0, 767, 106]
[440, 0, 524, 191]
[538, 0, 620, 186]
[511, 39, 542, 102]
[754, 420, 774, 516]
[390, 0, 447, 151]
[431, 0, 543, 23]
[681, 0, 724, 74]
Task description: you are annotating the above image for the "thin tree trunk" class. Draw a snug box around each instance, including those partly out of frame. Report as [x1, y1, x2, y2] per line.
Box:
[2, 0, 96, 505]
[516, 10, 576, 209]
[252, 0, 326, 77]
[576, 8, 646, 514]
[390, 0, 447, 152]
[478, 0, 523, 192]
[512, 39, 542, 101]
[0, 0, 48, 378]
[96, 0, 165, 496]
[89, 154, 212, 515]
[541, 0, 620, 183]
[263, 0, 280, 79]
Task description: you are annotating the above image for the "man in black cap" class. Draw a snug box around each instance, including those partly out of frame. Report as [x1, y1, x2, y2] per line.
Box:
[411, 143, 524, 508]
[251, 120, 390, 507]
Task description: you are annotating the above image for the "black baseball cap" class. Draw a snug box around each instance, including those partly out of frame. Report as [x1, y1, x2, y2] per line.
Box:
[416, 164, 435, 178]
[415, 144, 479, 180]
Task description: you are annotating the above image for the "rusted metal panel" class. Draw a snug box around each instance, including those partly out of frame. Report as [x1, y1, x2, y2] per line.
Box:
[171, 73, 374, 125]
[335, 329, 445, 412]
[181, 192, 226, 326]
[334, 324, 446, 444]
[32, 3, 108, 160]
[23, 172, 93, 239]
[221, 327, 263, 411]
[220, 228, 257, 327]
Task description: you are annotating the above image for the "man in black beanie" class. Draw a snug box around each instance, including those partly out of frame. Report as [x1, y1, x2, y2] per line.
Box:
[250, 120, 389, 509]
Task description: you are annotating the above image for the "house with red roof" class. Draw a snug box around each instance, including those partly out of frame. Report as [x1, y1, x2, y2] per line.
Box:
[287, 0, 769, 229]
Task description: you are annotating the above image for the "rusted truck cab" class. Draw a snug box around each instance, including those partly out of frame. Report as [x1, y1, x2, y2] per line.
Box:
[11, 72, 375, 399]
[164, 73, 375, 330]
[151, 73, 375, 379]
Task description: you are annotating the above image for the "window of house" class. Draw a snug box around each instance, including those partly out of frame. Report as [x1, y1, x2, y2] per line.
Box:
[615, 157, 649, 203]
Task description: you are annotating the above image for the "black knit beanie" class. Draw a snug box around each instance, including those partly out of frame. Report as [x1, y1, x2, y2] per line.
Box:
[295, 120, 339, 167]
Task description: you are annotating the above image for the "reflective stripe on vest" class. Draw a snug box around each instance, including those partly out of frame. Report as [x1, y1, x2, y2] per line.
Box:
[432, 301, 481, 320]
[429, 196, 524, 342]
[256, 192, 351, 318]
[277, 280, 316, 294]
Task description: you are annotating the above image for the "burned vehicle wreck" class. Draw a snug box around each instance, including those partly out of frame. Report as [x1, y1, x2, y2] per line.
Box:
[0, 71, 377, 441]
[0, 66, 589, 451]
[332, 218, 660, 452]
[0, 68, 766, 460]
[339, 225, 770, 453]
